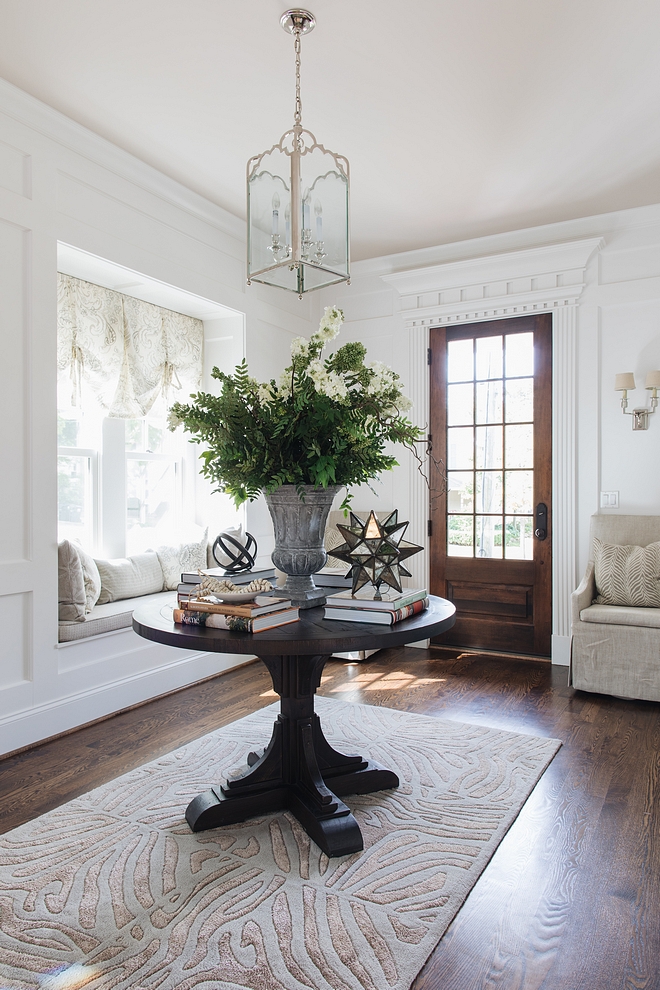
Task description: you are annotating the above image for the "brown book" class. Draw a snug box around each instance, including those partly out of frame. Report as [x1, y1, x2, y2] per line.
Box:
[173, 607, 299, 633]
[177, 595, 292, 618]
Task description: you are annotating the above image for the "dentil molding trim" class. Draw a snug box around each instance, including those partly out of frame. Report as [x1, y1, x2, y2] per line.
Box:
[383, 237, 605, 327]
[387, 236, 605, 664]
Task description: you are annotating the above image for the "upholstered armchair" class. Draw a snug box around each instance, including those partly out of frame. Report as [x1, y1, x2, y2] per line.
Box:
[570, 514, 660, 702]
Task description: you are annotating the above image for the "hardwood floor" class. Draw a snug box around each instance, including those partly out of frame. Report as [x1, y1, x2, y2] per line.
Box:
[1, 648, 658, 989]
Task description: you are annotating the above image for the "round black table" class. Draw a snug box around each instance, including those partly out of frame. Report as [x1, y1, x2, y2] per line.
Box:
[133, 595, 456, 857]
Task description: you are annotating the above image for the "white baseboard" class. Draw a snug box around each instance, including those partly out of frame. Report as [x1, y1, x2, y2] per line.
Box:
[552, 635, 571, 666]
[0, 649, 251, 757]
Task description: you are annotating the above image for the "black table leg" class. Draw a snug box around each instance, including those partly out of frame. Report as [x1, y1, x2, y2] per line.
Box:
[185, 653, 399, 857]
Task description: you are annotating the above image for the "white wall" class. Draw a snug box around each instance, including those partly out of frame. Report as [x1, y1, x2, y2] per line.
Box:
[319, 203, 660, 663]
[0, 78, 316, 756]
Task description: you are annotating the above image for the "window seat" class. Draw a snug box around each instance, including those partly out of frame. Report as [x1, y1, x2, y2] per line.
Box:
[58, 591, 175, 642]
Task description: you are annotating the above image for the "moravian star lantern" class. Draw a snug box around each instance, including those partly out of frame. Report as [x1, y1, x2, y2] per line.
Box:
[330, 511, 423, 598]
[246, 9, 350, 298]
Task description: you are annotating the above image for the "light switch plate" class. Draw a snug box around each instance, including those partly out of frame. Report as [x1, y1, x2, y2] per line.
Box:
[600, 491, 619, 508]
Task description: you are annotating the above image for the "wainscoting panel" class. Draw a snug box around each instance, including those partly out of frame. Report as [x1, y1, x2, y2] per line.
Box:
[0, 139, 31, 198]
[0, 221, 29, 564]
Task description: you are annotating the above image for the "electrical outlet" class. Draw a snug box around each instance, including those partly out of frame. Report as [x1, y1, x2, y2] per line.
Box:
[600, 491, 619, 508]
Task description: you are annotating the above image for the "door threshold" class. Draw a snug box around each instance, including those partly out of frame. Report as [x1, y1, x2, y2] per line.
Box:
[429, 644, 551, 663]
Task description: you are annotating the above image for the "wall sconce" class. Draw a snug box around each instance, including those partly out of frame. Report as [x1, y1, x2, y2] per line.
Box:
[615, 371, 660, 430]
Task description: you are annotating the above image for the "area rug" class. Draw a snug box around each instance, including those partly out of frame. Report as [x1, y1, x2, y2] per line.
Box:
[0, 698, 561, 990]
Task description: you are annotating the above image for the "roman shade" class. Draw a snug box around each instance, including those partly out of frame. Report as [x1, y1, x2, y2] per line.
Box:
[57, 274, 203, 418]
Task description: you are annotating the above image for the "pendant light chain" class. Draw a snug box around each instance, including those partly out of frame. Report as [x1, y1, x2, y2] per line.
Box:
[294, 27, 303, 127]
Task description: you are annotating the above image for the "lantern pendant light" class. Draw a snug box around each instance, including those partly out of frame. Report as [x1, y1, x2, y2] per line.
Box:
[246, 9, 350, 298]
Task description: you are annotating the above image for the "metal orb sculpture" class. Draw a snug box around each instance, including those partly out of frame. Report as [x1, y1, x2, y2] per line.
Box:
[330, 510, 423, 598]
[212, 529, 257, 574]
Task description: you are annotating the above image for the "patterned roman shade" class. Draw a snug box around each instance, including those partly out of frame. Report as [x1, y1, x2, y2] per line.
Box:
[57, 274, 203, 418]
[593, 538, 660, 607]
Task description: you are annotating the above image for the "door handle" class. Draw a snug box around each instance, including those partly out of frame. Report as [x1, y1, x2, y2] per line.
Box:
[535, 503, 548, 540]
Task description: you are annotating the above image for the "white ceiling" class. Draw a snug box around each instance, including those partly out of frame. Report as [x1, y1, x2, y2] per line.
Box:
[1, 0, 659, 260]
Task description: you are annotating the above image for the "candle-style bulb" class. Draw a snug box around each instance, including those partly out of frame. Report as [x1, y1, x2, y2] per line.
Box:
[271, 191, 280, 236]
[314, 199, 323, 242]
[303, 188, 311, 231]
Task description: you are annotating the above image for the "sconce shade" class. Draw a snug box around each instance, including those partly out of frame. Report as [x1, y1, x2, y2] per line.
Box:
[645, 370, 660, 389]
[615, 372, 636, 391]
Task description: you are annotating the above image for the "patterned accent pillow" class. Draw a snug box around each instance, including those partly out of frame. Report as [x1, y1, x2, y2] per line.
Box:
[157, 531, 208, 591]
[593, 538, 660, 607]
[58, 540, 86, 622]
[96, 553, 165, 604]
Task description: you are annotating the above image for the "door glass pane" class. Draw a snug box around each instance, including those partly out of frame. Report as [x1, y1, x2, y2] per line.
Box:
[505, 516, 533, 559]
[476, 336, 503, 380]
[505, 470, 533, 514]
[447, 515, 473, 556]
[476, 425, 503, 469]
[505, 424, 533, 468]
[448, 339, 473, 382]
[447, 472, 473, 513]
[58, 454, 93, 547]
[476, 471, 503, 513]
[447, 383, 474, 425]
[475, 516, 503, 558]
[505, 332, 534, 378]
[447, 427, 474, 469]
[476, 380, 502, 424]
[126, 459, 177, 554]
[505, 378, 533, 422]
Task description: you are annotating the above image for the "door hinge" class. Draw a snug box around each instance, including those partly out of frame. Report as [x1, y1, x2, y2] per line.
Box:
[427, 347, 432, 365]
[427, 519, 433, 537]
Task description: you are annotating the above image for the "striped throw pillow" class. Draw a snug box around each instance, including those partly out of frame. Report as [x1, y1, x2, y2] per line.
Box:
[593, 538, 660, 607]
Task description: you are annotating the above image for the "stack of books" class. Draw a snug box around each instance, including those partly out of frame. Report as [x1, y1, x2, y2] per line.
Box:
[323, 588, 429, 625]
[173, 593, 299, 633]
[179, 565, 276, 586]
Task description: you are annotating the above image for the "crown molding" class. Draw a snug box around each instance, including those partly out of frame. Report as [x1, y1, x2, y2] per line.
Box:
[382, 237, 604, 327]
[0, 75, 246, 244]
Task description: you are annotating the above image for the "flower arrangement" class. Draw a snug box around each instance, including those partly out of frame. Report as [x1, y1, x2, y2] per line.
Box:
[168, 306, 423, 508]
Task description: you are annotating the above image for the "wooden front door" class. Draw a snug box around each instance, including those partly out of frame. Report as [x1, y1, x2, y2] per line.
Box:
[429, 315, 552, 656]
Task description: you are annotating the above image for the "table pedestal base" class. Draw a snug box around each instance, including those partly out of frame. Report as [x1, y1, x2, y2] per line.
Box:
[185, 653, 399, 857]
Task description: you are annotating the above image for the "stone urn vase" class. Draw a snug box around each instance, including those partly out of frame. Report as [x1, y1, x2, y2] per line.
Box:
[265, 484, 341, 609]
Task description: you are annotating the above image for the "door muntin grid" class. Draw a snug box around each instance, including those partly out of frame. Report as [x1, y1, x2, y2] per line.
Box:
[447, 331, 534, 560]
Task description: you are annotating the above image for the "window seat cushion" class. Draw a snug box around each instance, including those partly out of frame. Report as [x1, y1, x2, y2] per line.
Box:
[580, 604, 660, 629]
[58, 591, 175, 642]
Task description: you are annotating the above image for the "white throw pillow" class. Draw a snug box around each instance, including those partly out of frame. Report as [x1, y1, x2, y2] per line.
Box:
[593, 538, 660, 607]
[75, 542, 102, 613]
[95, 553, 165, 604]
[58, 540, 86, 622]
[157, 531, 208, 590]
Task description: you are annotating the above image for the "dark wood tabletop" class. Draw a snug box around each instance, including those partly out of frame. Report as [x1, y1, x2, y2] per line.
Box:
[132, 594, 456, 656]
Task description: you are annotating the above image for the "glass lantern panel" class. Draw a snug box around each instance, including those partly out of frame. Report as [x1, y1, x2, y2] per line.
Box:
[247, 149, 291, 281]
[300, 145, 349, 278]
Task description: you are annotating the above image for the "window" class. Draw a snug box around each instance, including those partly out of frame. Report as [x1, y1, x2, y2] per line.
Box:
[57, 397, 189, 556]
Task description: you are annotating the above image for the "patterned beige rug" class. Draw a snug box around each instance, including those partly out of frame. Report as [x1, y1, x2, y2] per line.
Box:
[0, 698, 560, 990]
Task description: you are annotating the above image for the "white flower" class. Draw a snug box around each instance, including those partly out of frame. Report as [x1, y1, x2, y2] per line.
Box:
[397, 394, 413, 412]
[167, 409, 184, 430]
[278, 370, 293, 395]
[257, 383, 275, 404]
[291, 336, 309, 358]
[312, 305, 344, 345]
[307, 359, 325, 381]
[366, 360, 398, 396]
[306, 359, 348, 401]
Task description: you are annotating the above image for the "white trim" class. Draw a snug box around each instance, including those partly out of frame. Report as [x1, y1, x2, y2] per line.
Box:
[0, 77, 245, 243]
[388, 238, 605, 664]
[0, 646, 251, 755]
[551, 635, 571, 667]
